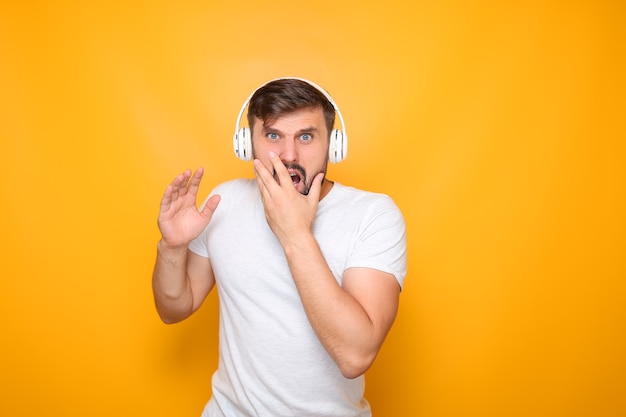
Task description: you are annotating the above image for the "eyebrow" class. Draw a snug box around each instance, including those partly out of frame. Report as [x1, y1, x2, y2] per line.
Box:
[262, 126, 320, 136]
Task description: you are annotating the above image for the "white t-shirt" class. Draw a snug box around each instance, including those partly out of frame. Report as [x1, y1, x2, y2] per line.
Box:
[189, 179, 407, 417]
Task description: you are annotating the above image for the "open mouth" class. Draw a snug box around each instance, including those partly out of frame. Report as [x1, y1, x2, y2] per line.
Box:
[289, 170, 302, 187]
[285, 164, 306, 189]
[272, 164, 307, 190]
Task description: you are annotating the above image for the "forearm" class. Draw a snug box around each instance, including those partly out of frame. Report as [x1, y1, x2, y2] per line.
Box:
[281, 233, 381, 378]
[152, 241, 195, 324]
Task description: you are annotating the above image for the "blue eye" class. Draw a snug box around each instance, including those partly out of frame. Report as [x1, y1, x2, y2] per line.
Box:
[300, 133, 312, 141]
[267, 132, 279, 140]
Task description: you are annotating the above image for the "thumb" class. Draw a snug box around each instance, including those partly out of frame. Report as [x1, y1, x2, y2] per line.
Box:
[200, 194, 221, 220]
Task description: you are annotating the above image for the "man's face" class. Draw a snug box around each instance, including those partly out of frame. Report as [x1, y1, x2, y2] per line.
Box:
[251, 107, 329, 195]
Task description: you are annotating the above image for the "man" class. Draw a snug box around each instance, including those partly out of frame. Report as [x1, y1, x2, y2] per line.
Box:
[152, 78, 407, 416]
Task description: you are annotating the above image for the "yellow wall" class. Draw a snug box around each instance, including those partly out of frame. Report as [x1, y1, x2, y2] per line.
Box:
[1, 1, 624, 416]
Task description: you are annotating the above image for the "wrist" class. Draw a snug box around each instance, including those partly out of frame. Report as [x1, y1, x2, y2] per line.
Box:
[280, 230, 317, 257]
[157, 239, 189, 254]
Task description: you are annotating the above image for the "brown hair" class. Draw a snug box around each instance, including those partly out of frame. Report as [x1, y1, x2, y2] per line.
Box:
[247, 78, 336, 137]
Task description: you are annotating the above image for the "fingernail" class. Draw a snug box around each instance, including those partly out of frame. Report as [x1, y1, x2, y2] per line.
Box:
[269, 151, 277, 158]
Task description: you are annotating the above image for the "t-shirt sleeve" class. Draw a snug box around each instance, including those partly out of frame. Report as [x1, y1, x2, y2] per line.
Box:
[345, 195, 408, 289]
[188, 226, 209, 258]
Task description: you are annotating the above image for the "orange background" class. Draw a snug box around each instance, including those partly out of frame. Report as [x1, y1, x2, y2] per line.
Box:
[1, 1, 624, 416]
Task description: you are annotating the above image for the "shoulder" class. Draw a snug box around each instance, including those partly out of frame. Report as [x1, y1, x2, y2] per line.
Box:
[328, 183, 403, 217]
[215, 178, 256, 191]
[212, 178, 256, 195]
[329, 184, 408, 286]
[320, 182, 406, 238]
[204, 178, 258, 213]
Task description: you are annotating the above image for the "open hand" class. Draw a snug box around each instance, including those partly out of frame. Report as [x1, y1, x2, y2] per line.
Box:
[157, 167, 220, 248]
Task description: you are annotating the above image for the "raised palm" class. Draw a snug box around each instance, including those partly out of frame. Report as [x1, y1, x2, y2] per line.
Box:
[157, 168, 220, 248]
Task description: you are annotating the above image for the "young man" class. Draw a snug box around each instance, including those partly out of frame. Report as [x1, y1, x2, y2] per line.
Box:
[152, 78, 407, 416]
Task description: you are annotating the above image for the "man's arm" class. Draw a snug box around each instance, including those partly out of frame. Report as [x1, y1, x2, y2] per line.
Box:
[283, 234, 400, 379]
[152, 168, 220, 324]
[152, 245, 215, 324]
[254, 153, 401, 378]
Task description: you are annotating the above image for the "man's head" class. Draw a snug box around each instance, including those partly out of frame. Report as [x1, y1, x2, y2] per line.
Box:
[247, 79, 338, 196]
[247, 78, 336, 137]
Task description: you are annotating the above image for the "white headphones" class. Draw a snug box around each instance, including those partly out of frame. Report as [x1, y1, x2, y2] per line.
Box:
[233, 77, 348, 163]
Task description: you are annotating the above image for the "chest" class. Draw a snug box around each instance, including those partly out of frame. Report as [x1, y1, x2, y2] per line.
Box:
[205, 195, 360, 290]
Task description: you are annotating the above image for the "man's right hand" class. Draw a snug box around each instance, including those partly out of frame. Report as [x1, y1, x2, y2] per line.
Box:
[157, 167, 221, 249]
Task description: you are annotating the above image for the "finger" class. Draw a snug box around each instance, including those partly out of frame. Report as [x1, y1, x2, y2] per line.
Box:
[253, 158, 275, 194]
[267, 151, 291, 189]
[186, 167, 204, 197]
[160, 184, 174, 212]
[200, 194, 221, 220]
[169, 176, 182, 201]
[307, 172, 325, 202]
[177, 169, 193, 197]
[168, 171, 187, 201]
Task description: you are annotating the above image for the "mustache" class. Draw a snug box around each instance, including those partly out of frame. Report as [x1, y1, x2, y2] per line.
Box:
[272, 163, 306, 183]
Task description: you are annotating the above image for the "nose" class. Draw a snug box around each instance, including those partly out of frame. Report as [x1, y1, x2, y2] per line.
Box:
[279, 137, 298, 163]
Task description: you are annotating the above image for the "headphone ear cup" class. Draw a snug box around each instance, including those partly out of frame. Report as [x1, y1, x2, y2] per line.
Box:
[329, 129, 347, 163]
[234, 127, 252, 161]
